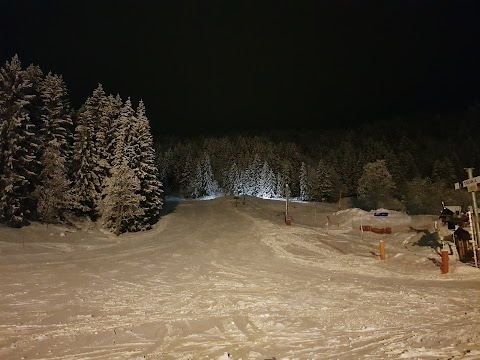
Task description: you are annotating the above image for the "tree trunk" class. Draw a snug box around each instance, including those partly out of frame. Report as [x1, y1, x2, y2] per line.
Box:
[114, 203, 124, 236]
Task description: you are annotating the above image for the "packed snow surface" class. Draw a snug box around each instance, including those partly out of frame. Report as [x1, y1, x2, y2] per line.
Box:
[1, 196, 480, 359]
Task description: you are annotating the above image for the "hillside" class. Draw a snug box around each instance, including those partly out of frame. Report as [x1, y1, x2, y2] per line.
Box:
[1, 196, 480, 360]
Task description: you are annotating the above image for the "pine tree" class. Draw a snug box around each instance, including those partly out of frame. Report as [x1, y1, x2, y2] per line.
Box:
[159, 147, 174, 191]
[33, 145, 72, 223]
[190, 161, 203, 198]
[70, 84, 109, 218]
[25, 63, 45, 137]
[221, 167, 231, 195]
[180, 153, 194, 197]
[432, 157, 456, 187]
[229, 161, 242, 196]
[276, 171, 285, 198]
[100, 104, 145, 234]
[126, 100, 163, 231]
[201, 152, 219, 197]
[101, 94, 122, 178]
[245, 154, 261, 196]
[71, 118, 101, 215]
[101, 159, 143, 235]
[316, 159, 333, 202]
[299, 161, 309, 201]
[357, 159, 396, 209]
[336, 140, 360, 195]
[0, 55, 40, 226]
[40, 72, 73, 164]
[281, 161, 292, 196]
[258, 160, 275, 198]
[222, 160, 242, 196]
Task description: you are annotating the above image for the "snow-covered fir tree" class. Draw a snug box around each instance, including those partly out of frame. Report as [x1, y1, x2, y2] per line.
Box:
[179, 153, 194, 197]
[71, 117, 101, 216]
[101, 105, 145, 235]
[276, 171, 285, 198]
[223, 161, 241, 196]
[40, 72, 73, 165]
[71, 84, 114, 218]
[101, 159, 144, 235]
[299, 161, 309, 201]
[244, 154, 261, 196]
[201, 153, 219, 197]
[0, 55, 40, 226]
[159, 147, 174, 191]
[231, 162, 242, 196]
[258, 160, 276, 198]
[281, 162, 292, 197]
[33, 145, 72, 223]
[125, 100, 163, 231]
[187, 153, 219, 198]
[315, 159, 333, 202]
[0, 56, 162, 231]
[190, 161, 203, 198]
[100, 94, 123, 179]
[88, 84, 112, 187]
[335, 140, 360, 195]
[24, 63, 45, 138]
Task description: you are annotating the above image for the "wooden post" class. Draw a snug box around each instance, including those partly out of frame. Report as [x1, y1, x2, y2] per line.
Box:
[114, 204, 124, 236]
[465, 168, 480, 250]
[468, 210, 478, 268]
[379, 240, 385, 260]
[441, 250, 449, 274]
[285, 184, 290, 219]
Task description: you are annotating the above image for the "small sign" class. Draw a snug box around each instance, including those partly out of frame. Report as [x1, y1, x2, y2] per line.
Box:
[374, 212, 389, 217]
[462, 176, 480, 188]
[468, 183, 478, 192]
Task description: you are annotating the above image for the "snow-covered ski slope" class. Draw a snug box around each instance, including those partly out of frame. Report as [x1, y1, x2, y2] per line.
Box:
[1, 196, 480, 359]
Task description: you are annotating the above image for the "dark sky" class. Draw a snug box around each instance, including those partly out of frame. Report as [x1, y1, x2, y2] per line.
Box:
[2, 0, 480, 136]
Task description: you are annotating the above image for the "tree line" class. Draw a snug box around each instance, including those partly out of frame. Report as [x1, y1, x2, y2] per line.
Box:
[155, 118, 476, 214]
[0, 55, 163, 233]
[1, 53, 477, 233]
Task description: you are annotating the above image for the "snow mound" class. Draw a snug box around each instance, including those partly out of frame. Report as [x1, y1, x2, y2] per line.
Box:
[452, 264, 480, 274]
[328, 208, 368, 228]
[217, 352, 233, 360]
[329, 207, 411, 230]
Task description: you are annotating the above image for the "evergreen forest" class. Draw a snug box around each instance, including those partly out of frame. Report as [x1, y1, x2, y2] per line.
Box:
[1, 55, 478, 233]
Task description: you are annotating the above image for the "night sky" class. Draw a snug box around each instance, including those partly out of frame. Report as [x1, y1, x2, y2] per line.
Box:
[2, 0, 480, 136]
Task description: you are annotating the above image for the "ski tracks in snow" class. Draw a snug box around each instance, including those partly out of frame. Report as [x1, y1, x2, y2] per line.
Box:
[1, 198, 480, 359]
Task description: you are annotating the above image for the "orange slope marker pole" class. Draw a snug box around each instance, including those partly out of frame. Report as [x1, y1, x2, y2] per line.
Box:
[441, 249, 449, 274]
[379, 240, 385, 260]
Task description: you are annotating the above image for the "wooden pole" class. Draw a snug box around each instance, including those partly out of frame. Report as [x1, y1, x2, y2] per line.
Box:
[465, 168, 480, 250]
[114, 204, 124, 236]
[285, 184, 289, 219]
[468, 211, 478, 268]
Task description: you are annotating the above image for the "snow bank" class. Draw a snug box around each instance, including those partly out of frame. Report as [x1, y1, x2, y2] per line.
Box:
[328, 207, 411, 230]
